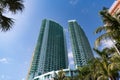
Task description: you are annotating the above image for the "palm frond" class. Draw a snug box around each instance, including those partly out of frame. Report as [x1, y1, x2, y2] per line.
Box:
[0, 0, 24, 31]
[99, 9, 120, 26]
[94, 34, 110, 48]
[0, 15, 14, 31]
[94, 31, 117, 48]
[0, 0, 6, 7]
[93, 48, 103, 57]
[106, 26, 120, 32]
[97, 75, 108, 80]
[0, 8, 5, 13]
[5, 0, 24, 13]
[94, 26, 106, 34]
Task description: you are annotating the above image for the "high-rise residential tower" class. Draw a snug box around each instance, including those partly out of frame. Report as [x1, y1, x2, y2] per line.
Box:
[27, 19, 68, 80]
[68, 20, 94, 68]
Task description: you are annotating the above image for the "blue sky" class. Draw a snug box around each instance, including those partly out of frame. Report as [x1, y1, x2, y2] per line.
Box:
[0, 0, 114, 80]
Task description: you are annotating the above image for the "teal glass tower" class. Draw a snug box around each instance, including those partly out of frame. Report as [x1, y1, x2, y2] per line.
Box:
[27, 19, 68, 80]
[68, 20, 94, 68]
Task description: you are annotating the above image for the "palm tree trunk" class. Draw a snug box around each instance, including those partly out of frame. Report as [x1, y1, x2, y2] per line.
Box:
[111, 39, 120, 55]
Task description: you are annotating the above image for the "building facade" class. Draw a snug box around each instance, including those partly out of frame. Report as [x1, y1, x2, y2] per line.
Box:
[26, 19, 68, 80]
[34, 69, 78, 80]
[109, 0, 120, 15]
[68, 20, 94, 68]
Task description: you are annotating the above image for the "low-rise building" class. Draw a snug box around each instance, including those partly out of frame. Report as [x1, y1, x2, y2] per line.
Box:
[34, 69, 78, 80]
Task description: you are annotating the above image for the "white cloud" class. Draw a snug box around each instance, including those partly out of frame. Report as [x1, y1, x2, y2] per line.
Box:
[101, 39, 114, 49]
[69, 0, 79, 5]
[68, 51, 73, 59]
[22, 78, 25, 80]
[1, 75, 5, 79]
[68, 51, 74, 69]
[0, 58, 8, 64]
[81, 9, 89, 13]
[69, 60, 74, 65]
[0, 75, 11, 80]
[68, 51, 74, 67]
[64, 28, 68, 33]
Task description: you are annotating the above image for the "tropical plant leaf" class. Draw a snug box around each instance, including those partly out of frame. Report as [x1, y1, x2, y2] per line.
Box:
[5, 0, 24, 13]
[0, 0, 24, 31]
[0, 15, 14, 31]
[94, 26, 106, 34]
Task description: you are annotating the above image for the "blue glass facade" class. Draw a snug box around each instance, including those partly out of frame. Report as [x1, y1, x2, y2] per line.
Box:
[68, 20, 94, 68]
[27, 19, 68, 80]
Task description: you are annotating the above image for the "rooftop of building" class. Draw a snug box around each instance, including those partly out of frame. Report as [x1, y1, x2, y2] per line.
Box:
[68, 20, 76, 22]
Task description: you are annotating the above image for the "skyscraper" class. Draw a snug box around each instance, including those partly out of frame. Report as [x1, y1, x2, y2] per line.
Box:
[27, 19, 68, 80]
[68, 20, 94, 68]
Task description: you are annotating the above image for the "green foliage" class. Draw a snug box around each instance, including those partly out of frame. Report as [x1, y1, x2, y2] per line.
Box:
[94, 7, 120, 50]
[74, 48, 120, 80]
[57, 70, 66, 80]
[92, 7, 120, 80]
[74, 8, 120, 80]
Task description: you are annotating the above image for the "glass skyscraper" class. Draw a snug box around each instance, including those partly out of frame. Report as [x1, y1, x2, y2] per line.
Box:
[68, 20, 94, 68]
[27, 19, 68, 80]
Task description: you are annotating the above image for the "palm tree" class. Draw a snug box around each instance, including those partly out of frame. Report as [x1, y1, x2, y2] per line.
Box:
[69, 47, 120, 80]
[88, 58, 102, 80]
[93, 48, 120, 80]
[0, 0, 24, 31]
[77, 66, 92, 80]
[57, 70, 66, 80]
[94, 7, 120, 54]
